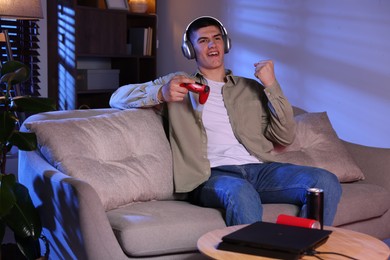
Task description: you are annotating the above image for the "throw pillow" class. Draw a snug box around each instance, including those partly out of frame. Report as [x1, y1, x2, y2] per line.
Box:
[26, 109, 174, 211]
[272, 112, 365, 182]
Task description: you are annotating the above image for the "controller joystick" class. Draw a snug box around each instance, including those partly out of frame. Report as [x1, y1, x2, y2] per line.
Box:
[180, 83, 210, 104]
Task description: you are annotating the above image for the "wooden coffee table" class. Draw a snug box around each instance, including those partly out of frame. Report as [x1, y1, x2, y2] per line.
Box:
[198, 225, 390, 259]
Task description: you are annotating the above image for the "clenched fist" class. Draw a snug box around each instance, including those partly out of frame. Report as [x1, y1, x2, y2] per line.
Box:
[254, 60, 276, 88]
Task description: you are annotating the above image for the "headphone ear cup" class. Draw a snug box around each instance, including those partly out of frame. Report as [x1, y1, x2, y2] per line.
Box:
[223, 35, 231, 53]
[181, 39, 195, 59]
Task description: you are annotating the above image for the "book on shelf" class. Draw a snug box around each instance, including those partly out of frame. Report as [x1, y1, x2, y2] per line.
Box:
[127, 27, 153, 56]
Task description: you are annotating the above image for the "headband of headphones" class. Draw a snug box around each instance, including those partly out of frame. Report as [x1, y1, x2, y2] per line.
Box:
[181, 16, 231, 60]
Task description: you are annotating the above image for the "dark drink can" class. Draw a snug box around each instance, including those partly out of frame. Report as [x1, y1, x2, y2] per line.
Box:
[306, 188, 324, 230]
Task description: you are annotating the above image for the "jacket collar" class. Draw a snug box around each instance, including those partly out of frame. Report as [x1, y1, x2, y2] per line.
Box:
[192, 69, 237, 85]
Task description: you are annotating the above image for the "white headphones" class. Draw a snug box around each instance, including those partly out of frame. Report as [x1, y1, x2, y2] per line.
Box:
[181, 16, 231, 60]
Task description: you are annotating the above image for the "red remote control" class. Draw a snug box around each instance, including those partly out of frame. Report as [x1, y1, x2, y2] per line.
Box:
[180, 83, 210, 104]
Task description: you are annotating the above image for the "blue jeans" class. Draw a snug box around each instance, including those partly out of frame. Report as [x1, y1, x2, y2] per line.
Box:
[189, 162, 342, 226]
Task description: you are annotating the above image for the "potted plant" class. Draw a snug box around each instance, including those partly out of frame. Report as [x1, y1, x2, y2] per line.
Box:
[0, 60, 56, 259]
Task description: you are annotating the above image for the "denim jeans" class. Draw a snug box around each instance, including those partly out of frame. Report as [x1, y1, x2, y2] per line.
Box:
[189, 162, 342, 226]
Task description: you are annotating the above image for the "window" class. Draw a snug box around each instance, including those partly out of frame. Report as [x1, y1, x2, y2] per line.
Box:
[0, 19, 41, 96]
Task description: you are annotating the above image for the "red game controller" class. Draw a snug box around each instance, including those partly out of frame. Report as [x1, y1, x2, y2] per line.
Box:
[180, 83, 210, 104]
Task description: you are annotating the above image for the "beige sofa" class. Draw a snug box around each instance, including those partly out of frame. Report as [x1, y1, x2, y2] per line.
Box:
[18, 107, 390, 260]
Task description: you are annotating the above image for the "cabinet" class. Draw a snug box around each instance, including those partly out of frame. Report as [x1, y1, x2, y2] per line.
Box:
[47, 0, 157, 110]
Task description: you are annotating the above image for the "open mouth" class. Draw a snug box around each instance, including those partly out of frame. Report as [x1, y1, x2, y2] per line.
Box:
[208, 51, 219, 56]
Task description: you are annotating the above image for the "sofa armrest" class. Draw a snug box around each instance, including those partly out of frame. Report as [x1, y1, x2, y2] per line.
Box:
[343, 141, 390, 190]
[18, 150, 127, 260]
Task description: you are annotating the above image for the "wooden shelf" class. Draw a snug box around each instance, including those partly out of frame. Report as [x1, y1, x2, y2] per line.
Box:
[47, 0, 157, 110]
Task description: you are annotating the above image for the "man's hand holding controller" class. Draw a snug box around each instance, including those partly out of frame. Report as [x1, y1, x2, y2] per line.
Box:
[158, 75, 192, 103]
[158, 75, 210, 104]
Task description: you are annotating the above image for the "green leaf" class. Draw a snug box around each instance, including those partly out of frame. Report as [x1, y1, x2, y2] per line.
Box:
[0, 111, 17, 143]
[0, 61, 30, 85]
[0, 174, 17, 218]
[0, 71, 16, 85]
[1, 60, 27, 75]
[9, 131, 37, 151]
[2, 182, 42, 240]
[11, 96, 57, 113]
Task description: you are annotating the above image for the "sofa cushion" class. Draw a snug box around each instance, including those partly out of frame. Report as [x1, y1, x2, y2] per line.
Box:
[25, 109, 174, 211]
[107, 200, 300, 257]
[333, 183, 390, 226]
[272, 112, 365, 182]
[107, 200, 226, 257]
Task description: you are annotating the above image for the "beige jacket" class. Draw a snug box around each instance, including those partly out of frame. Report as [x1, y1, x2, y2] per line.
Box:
[110, 70, 296, 192]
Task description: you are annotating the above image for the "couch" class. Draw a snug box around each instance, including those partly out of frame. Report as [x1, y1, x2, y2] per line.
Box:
[18, 107, 390, 260]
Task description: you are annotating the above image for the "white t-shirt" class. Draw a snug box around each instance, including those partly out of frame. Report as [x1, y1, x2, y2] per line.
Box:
[202, 78, 261, 167]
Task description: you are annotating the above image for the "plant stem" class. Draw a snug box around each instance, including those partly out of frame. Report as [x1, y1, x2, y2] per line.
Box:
[1, 146, 7, 173]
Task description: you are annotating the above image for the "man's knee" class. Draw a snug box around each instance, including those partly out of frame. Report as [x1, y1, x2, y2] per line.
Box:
[222, 180, 263, 225]
[223, 179, 260, 203]
[314, 168, 342, 200]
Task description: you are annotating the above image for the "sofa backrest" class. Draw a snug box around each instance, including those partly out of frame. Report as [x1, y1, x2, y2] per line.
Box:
[21, 106, 367, 211]
[23, 108, 175, 211]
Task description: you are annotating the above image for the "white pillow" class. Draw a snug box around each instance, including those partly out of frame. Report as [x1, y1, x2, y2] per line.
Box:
[26, 109, 173, 211]
[272, 112, 365, 183]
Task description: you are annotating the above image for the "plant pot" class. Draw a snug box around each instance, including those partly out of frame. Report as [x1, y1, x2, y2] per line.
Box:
[0, 243, 48, 260]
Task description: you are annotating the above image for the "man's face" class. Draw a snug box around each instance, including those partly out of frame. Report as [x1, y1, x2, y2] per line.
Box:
[190, 25, 225, 71]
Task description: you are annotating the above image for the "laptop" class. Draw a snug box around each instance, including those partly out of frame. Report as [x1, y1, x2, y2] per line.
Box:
[218, 221, 332, 260]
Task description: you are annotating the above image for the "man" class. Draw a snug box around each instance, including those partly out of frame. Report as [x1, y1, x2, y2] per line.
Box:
[110, 16, 342, 226]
